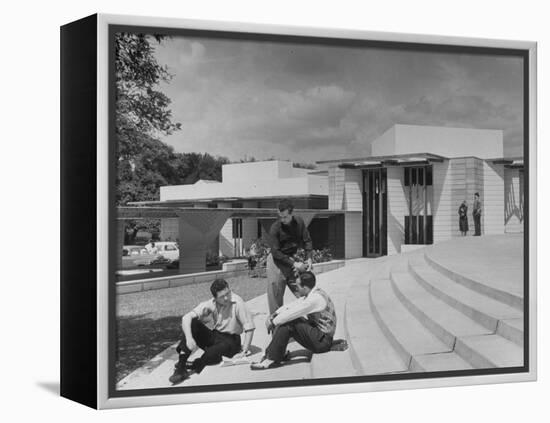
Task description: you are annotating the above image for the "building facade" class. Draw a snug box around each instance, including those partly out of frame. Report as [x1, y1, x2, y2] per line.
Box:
[319, 124, 524, 257]
[121, 124, 524, 275]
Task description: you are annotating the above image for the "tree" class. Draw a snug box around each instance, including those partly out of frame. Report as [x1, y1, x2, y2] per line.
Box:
[114, 34, 232, 243]
[115, 33, 183, 242]
[115, 33, 182, 204]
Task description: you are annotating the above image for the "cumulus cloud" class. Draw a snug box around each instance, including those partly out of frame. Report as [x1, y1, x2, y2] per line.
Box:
[153, 36, 524, 162]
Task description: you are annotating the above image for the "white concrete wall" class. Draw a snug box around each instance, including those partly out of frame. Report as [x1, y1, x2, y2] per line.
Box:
[386, 167, 407, 255]
[371, 125, 503, 159]
[483, 162, 505, 235]
[219, 220, 234, 257]
[344, 212, 363, 259]
[328, 167, 362, 211]
[449, 158, 484, 236]
[160, 174, 327, 201]
[432, 161, 453, 243]
[329, 166, 344, 210]
[343, 169, 363, 211]
[217, 202, 233, 257]
[160, 218, 179, 242]
[222, 160, 293, 183]
[505, 169, 524, 233]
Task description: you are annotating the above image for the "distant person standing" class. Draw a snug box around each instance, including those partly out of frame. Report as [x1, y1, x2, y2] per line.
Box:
[473, 192, 482, 236]
[458, 200, 469, 236]
[266, 199, 313, 315]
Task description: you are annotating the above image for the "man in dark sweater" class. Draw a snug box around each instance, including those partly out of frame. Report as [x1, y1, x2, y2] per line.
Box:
[266, 199, 313, 315]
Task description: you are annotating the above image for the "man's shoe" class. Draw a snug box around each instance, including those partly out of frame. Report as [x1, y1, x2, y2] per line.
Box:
[250, 358, 281, 370]
[168, 365, 189, 385]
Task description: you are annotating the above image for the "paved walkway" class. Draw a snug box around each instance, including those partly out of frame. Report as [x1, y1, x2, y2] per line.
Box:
[117, 234, 524, 390]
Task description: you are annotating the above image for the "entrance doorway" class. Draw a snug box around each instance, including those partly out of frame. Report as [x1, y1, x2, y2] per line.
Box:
[362, 168, 387, 257]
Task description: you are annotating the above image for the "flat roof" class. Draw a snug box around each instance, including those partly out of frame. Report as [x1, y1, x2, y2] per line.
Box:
[117, 206, 359, 220]
[130, 194, 327, 207]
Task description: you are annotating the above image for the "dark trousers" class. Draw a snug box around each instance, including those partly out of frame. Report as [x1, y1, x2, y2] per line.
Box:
[474, 214, 481, 236]
[266, 253, 300, 315]
[176, 319, 241, 373]
[265, 319, 332, 362]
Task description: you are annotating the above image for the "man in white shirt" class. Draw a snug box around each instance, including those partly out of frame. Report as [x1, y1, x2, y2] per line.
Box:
[169, 279, 255, 384]
[251, 271, 336, 370]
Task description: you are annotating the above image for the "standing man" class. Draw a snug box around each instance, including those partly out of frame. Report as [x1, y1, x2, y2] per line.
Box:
[168, 279, 255, 385]
[473, 192, 482, 236]
[251, 271, 336, 370]
[266, 199, 313, 315]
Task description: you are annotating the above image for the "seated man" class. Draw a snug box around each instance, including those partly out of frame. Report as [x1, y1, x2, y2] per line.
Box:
[169, 279, 255, 384]
[251, 271, 336, 370]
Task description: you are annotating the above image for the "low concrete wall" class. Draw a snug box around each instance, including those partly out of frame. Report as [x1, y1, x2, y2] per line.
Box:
[116, 260, 346, 295]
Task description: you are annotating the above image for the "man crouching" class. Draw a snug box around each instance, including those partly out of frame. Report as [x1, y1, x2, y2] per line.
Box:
[251, 271, 336, 370]
[169, 279, 255, 384]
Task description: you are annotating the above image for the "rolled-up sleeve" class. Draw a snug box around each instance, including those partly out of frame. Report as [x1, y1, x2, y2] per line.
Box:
[235, 298, 255, 332]
[192, 300, 213, 320]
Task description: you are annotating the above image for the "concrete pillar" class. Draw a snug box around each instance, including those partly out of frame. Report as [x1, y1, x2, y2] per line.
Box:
[242, 201, 259, 253]
[178, 211, 233, 274]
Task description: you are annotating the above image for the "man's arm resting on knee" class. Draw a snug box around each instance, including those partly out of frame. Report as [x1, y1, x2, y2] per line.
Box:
[272, 293, 326, 327]
[239, 329, 255, 356]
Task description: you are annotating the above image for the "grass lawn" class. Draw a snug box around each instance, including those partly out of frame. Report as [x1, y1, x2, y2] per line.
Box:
[115, 274, 267, 382]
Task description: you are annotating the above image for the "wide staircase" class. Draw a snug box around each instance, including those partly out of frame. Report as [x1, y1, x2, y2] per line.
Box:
[117, 235, 524, 390]
[343, 239, 524, 376]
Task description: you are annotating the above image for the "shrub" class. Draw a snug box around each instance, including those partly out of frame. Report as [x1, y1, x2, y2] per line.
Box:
[294, 247, 333, 264]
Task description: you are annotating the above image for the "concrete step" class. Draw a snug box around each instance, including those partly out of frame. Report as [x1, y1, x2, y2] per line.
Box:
[424, 249, 523, 311]
[390, 271, 492, 349]
[411, 352, 473, 372]
[369, 278, 452, 371]
[310, 288, 358, 379]
[344, 281, 408, 375]
[408, 258, 523, 343]
[455, 334, 524, 368]
[497, 318, 524, 346]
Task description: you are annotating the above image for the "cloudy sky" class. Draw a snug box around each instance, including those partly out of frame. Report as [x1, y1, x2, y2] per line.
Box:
[153, 34, 524, 164]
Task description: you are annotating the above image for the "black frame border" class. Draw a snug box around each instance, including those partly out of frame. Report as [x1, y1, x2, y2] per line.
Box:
[106, 23, 531, 400]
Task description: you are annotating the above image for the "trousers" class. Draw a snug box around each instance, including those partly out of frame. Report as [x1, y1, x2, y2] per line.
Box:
[266, 253, 300, 315]
[474, 214, 481, 236]
[176, 319, 241, 373]
[265, 319, 333, 362]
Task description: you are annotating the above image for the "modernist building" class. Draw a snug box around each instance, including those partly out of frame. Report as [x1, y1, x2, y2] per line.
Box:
[319, 124, 524, 258]
[119, 124, 524, 274]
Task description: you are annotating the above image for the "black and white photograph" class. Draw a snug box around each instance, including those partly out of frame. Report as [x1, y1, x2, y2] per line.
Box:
[4, 0, 546, 418]
[109, 21, 531, 397]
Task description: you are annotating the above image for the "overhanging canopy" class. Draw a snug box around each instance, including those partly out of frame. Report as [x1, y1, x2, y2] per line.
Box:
[117, 206, 359, 220]
[317, 153, 447, 169]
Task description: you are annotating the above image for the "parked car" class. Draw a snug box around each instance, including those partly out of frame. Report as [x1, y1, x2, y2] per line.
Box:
[122, 245, 147, 256]
[121, 242, 179, 269]
[150, 242, 179, 263]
